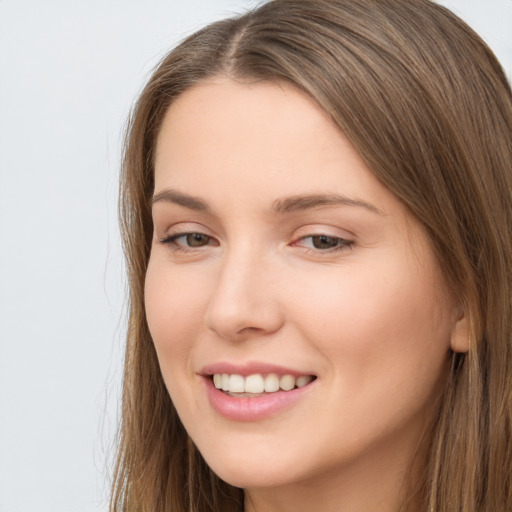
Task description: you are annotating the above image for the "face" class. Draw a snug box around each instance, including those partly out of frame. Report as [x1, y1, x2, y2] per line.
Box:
[145, 79, 464, 494]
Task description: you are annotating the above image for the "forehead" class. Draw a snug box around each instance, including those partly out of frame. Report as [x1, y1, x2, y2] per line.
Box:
[155, 78, 333, 166]
[154, 79, 382, 201]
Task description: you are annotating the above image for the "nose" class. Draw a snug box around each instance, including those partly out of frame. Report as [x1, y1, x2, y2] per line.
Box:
[204, 249, 284, 341]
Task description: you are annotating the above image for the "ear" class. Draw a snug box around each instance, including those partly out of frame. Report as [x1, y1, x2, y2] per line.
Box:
[450, 310, 470, 353]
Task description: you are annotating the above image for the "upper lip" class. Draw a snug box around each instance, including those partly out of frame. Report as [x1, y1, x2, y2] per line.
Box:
[200, 361, 316, 377]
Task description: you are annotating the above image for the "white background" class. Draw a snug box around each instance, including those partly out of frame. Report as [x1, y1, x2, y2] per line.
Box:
[0, 1, 510, 511]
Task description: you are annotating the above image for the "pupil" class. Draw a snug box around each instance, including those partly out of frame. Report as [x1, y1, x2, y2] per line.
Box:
[312, 235, 338, 249]
[187, 233, 208, 247]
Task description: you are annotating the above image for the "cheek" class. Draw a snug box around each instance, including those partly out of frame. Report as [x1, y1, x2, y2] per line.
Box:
[144, 260, 208, 370]
[289, 256, 453, 396]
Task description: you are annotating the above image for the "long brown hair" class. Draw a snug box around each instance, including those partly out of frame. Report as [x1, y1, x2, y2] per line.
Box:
[112, 1, 512, 510]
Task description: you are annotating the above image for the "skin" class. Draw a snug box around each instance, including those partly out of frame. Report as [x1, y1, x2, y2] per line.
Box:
[145, 78, 468, 512]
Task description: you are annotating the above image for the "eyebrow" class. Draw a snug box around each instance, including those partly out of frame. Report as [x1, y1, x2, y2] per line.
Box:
[151, 188, 383, 216]
[152, 189, 211, 212]
[271, 194, 383, 215]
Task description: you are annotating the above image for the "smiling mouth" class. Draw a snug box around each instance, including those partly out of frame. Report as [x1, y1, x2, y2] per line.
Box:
[211, 373, 317, 396]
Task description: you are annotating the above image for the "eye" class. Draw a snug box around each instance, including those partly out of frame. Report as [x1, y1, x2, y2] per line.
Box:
[294, 234, 353, 252]
[181, 233, 211, 247]
[160, 232, 217, 251]
[309, 235, 344, 249]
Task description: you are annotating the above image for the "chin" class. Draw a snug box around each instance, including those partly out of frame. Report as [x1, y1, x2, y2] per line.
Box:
[200, 447, 306, 489]
[213, 466, 299, 490]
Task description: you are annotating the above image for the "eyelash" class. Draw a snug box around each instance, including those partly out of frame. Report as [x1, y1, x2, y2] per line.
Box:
[293, 235, 354, 253]
[159, 232, 217, 253]
[159, 232, 354, 255]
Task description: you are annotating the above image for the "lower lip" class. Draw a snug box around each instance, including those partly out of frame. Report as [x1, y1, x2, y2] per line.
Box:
[203, 377, 315, 421]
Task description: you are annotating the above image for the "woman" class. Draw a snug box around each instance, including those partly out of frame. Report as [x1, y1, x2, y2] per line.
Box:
[111, 1, 512, 511]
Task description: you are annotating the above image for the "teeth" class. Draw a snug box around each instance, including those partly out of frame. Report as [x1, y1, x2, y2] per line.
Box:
[212, 372, 314, 394]
[213, 374, 222, 389]
[229, 374, 245, 393]
[245, 374, 265, 393]
[264, 373, 280, 392]
[296, 375, 313, 388]
[221, 373, 230, 392]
